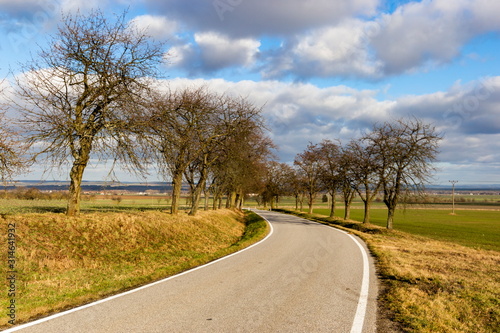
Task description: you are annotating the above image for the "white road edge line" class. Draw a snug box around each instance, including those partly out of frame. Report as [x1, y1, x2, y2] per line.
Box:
[3, 211, 274, 333]
[314, 221, 370, 333]
[252, 210, 370, 333]
[346, 233, 370, 333]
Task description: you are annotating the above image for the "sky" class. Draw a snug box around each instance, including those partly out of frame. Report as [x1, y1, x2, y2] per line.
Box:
[1, 0, 499, 185]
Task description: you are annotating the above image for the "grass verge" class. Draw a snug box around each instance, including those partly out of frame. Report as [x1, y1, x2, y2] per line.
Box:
[276, 209, 500, 333]
[310, 207, 500, 251]
[0, 209, 268, 329]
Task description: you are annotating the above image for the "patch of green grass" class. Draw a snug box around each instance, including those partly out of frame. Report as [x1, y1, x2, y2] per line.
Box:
[310, 207, 500, 251]
[235, 211, 269, 245]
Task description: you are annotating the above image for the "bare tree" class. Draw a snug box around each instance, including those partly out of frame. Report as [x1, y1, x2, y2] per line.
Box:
[288, 167, 305, 211]
[216, 120, 274, 210]
[318, 139, 341, 218]
[12, 10, 164, 216]
[337, 147, 357, 220]
[294, 143, 325, 214]
[148, 87, 218, 215]
[348, 139, 381, 224]
[186, 94, 266, 215]
[273, 162, 296, 209]
[149, 87, 271, 215]
[0, 111, 27, 182]
[260, 161, 293, 209]
[364, 118, 442, 229]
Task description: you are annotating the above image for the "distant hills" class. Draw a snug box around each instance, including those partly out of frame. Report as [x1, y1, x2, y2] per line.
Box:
[426, 184, 500, 192]
[1, 180, 176, 193]
[2, 180, 500, 194]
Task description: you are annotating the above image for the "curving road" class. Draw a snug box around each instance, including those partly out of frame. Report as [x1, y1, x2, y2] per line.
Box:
[5, 209, 378, 333]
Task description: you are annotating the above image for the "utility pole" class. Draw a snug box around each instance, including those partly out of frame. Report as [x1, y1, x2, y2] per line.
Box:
[449, 180, 458, 214]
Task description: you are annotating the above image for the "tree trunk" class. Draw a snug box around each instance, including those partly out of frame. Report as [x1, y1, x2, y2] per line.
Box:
[67, 162, 87, 216]
[171, 170, 183, 214]
[189, 168, 208, 216]
[329, 192, 336, 218]
[344, 191, 354, 220]
[234, 192, 240, 209]
[363, 200, 370, 223]
[344, 202, 351, 220]
[189, 190, 201, 215]
[212, 193, 218, 210]
[203, 189, 209, 211]
[230, 191, 237, 209]
[386, 206, 395, 229]
[67, 145, 91, 216]
[308, 193, 313, 214]
[237, 190, 244, 210]
[384, 193, 398, 229]
[188, 181, 203, 216]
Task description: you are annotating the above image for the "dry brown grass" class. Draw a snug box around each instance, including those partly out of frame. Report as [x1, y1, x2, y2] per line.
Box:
[0, 209, 257, 327]
[321, 223, 500, 332]
[365, 230, 500, 332]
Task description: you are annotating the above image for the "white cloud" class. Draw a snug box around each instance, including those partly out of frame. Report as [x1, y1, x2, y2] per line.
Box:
[130, 14, 178, 40]
[163, 78, 393, 160]
[163, 76, 500, 172]
[167, 44, 195, 68]
[167, 32, 260, 73]
[393, 77, 500, 134]
[257, 0, 500, 79]
[263, 19, 383, 79]
[143, 0, 379, 37]
[195, 32, 260, 69]
[371, 0, 500, 75]
[139, 0, 500, 80]
[60, 0, 104, 13]
[466, 0, 500, 31]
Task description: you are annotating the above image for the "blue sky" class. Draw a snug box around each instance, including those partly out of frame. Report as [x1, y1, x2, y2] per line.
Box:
[1, 0, 499, 185]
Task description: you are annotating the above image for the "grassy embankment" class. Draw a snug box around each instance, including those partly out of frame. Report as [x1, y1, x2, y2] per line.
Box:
[0, 208, 268, 328]
[277, 206, 499, 333]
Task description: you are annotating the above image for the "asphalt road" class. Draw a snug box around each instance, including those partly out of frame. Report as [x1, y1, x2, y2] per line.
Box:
[5, 209, 378, 333]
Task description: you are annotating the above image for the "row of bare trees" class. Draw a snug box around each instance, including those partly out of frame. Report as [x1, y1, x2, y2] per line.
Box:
[147, 86, 273, 216]
[257, 118, 441, 229]
[1, 11, 442, 224]
[1, 10, 273, 216]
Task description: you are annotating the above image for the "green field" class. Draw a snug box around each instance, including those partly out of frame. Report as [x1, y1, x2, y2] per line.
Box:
[0, 197, 184, 214]
[245, 194, 500, 251]
[308, 207, 500, 251]
[2, 194, 499, 252]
